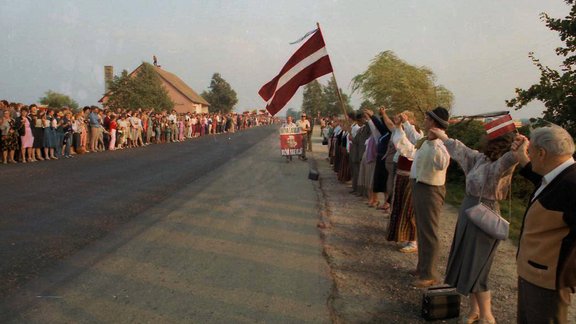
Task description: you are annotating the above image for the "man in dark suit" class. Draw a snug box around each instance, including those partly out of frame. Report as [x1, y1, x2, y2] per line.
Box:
[512, 126, 576, 324]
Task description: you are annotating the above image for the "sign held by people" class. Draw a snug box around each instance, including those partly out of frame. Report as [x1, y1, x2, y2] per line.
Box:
[279, 126, 303, 156]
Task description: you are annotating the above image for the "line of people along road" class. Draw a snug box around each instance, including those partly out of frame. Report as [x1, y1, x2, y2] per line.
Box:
[320, 107, 575, 324]
[0, 100, 275, 164]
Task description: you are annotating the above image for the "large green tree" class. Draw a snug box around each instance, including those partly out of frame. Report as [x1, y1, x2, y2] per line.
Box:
[301, 80, 325, 118]
[351, 51, 453, 121]
[39, 90, 79, 110]
[507, 1, 576, 138]
[201, 73, 238, 113]
[323, 76, 352, 117]
[106, 62, 173, 112]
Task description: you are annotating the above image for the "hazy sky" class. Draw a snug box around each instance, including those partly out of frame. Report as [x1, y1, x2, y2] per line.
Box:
[0, 0, 570, 119]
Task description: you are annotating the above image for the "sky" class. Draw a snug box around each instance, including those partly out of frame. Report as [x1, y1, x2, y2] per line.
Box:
[0, 0, 571, 119]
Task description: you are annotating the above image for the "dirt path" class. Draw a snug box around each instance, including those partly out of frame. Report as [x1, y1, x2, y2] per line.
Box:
[310, 130, 575, 323]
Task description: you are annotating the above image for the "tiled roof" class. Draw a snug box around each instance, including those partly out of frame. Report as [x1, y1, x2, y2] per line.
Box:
[100, 63, 209, 106]
[153, 66, 210, 106]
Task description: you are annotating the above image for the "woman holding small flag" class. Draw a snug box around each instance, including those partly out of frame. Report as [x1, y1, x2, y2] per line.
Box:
[429, 113, 519, 324]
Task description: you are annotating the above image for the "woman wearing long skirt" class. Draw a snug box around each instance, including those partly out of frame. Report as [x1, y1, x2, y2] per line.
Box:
[365, 109, 393, 210]
[332, 125, 343, 172]
[381, 109, 420, 252]
[360, 111, 382, 205]
[385, 156, 417, 251]
[337, 129, 351, 182]
[430, 128, 519, 324]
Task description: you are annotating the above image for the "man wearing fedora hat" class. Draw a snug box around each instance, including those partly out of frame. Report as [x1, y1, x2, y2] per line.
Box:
[401, 106, 451, 288]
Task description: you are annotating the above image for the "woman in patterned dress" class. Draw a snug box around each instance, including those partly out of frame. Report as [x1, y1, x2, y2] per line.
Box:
[429, 128, 519, 324]
[1, 110, 19, 163]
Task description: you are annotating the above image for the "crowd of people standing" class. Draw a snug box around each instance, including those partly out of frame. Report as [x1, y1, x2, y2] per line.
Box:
[0, 100, 274, 164]
[320, 107, 575, 324]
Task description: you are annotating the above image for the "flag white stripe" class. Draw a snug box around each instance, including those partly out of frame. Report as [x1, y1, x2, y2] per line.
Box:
[486, 120, 514, 134]
[267, 47, 329, 105]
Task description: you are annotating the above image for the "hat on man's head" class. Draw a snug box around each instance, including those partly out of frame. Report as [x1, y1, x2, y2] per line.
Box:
[426, 107, 450, 129]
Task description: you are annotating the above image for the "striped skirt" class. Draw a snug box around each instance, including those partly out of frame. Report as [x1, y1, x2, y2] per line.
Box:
[386, 174, 416, 242]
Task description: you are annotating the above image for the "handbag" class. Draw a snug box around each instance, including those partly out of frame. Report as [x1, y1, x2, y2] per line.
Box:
[464, 171, 511, 241]
[465, 203, 509, 240]
[322, 137, 328, 145]
[421, 285, 461, 321]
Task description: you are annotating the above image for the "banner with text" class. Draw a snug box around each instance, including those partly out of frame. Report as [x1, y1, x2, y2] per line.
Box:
[279, 127, 303, 156]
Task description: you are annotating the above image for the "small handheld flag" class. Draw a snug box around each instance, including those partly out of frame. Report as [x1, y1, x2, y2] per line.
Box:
[484, 114, 516, 140]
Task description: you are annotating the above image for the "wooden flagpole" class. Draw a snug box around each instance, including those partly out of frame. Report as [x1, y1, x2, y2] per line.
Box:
[316, 22, 350, 127]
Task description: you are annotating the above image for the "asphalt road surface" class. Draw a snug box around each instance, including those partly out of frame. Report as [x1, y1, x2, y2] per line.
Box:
[0, 126, 332, 323]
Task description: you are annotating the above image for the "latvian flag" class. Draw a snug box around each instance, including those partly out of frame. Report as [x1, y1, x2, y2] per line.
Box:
[259, 29, 334, 116]
[484, 114, 516, 140]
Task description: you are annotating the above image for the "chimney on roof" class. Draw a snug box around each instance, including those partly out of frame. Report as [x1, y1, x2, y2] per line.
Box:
[104, 66, 113, 93]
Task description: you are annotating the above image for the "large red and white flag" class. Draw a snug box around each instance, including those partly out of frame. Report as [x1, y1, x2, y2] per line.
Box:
[484, 114, 516, 140]
[259, 29, 333, 116]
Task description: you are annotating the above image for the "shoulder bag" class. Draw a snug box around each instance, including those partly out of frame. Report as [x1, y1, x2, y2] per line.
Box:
[464, 171, 511, 241]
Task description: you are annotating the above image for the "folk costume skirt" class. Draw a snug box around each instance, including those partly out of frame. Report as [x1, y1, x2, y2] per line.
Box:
[338, 147, 351, 182]
[386, 173, 416, 242]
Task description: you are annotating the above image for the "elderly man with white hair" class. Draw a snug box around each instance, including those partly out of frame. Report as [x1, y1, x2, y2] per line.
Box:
[512, 125, 576, 324]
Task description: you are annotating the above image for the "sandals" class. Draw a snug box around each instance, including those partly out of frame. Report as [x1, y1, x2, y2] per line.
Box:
[459, 313, 479, 324]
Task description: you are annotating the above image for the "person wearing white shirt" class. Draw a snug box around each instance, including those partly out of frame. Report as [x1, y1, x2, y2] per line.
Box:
[405, 107, 451, 289]
[167, 110, 178, 142]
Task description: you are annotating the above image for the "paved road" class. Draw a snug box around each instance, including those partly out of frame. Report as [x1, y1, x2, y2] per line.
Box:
[0, 126, 332, 323]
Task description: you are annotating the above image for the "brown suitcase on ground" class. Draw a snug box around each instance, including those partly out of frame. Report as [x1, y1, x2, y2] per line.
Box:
[421, 285, 461, 321]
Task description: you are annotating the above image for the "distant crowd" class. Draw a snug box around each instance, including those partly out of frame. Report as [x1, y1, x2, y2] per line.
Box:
[0, 100, 276, 164]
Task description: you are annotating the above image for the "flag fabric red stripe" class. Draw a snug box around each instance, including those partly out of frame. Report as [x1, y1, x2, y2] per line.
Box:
[484, 114, 512, 131]
[259, 29, 333, 116]
[484, 114, 516, 140]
